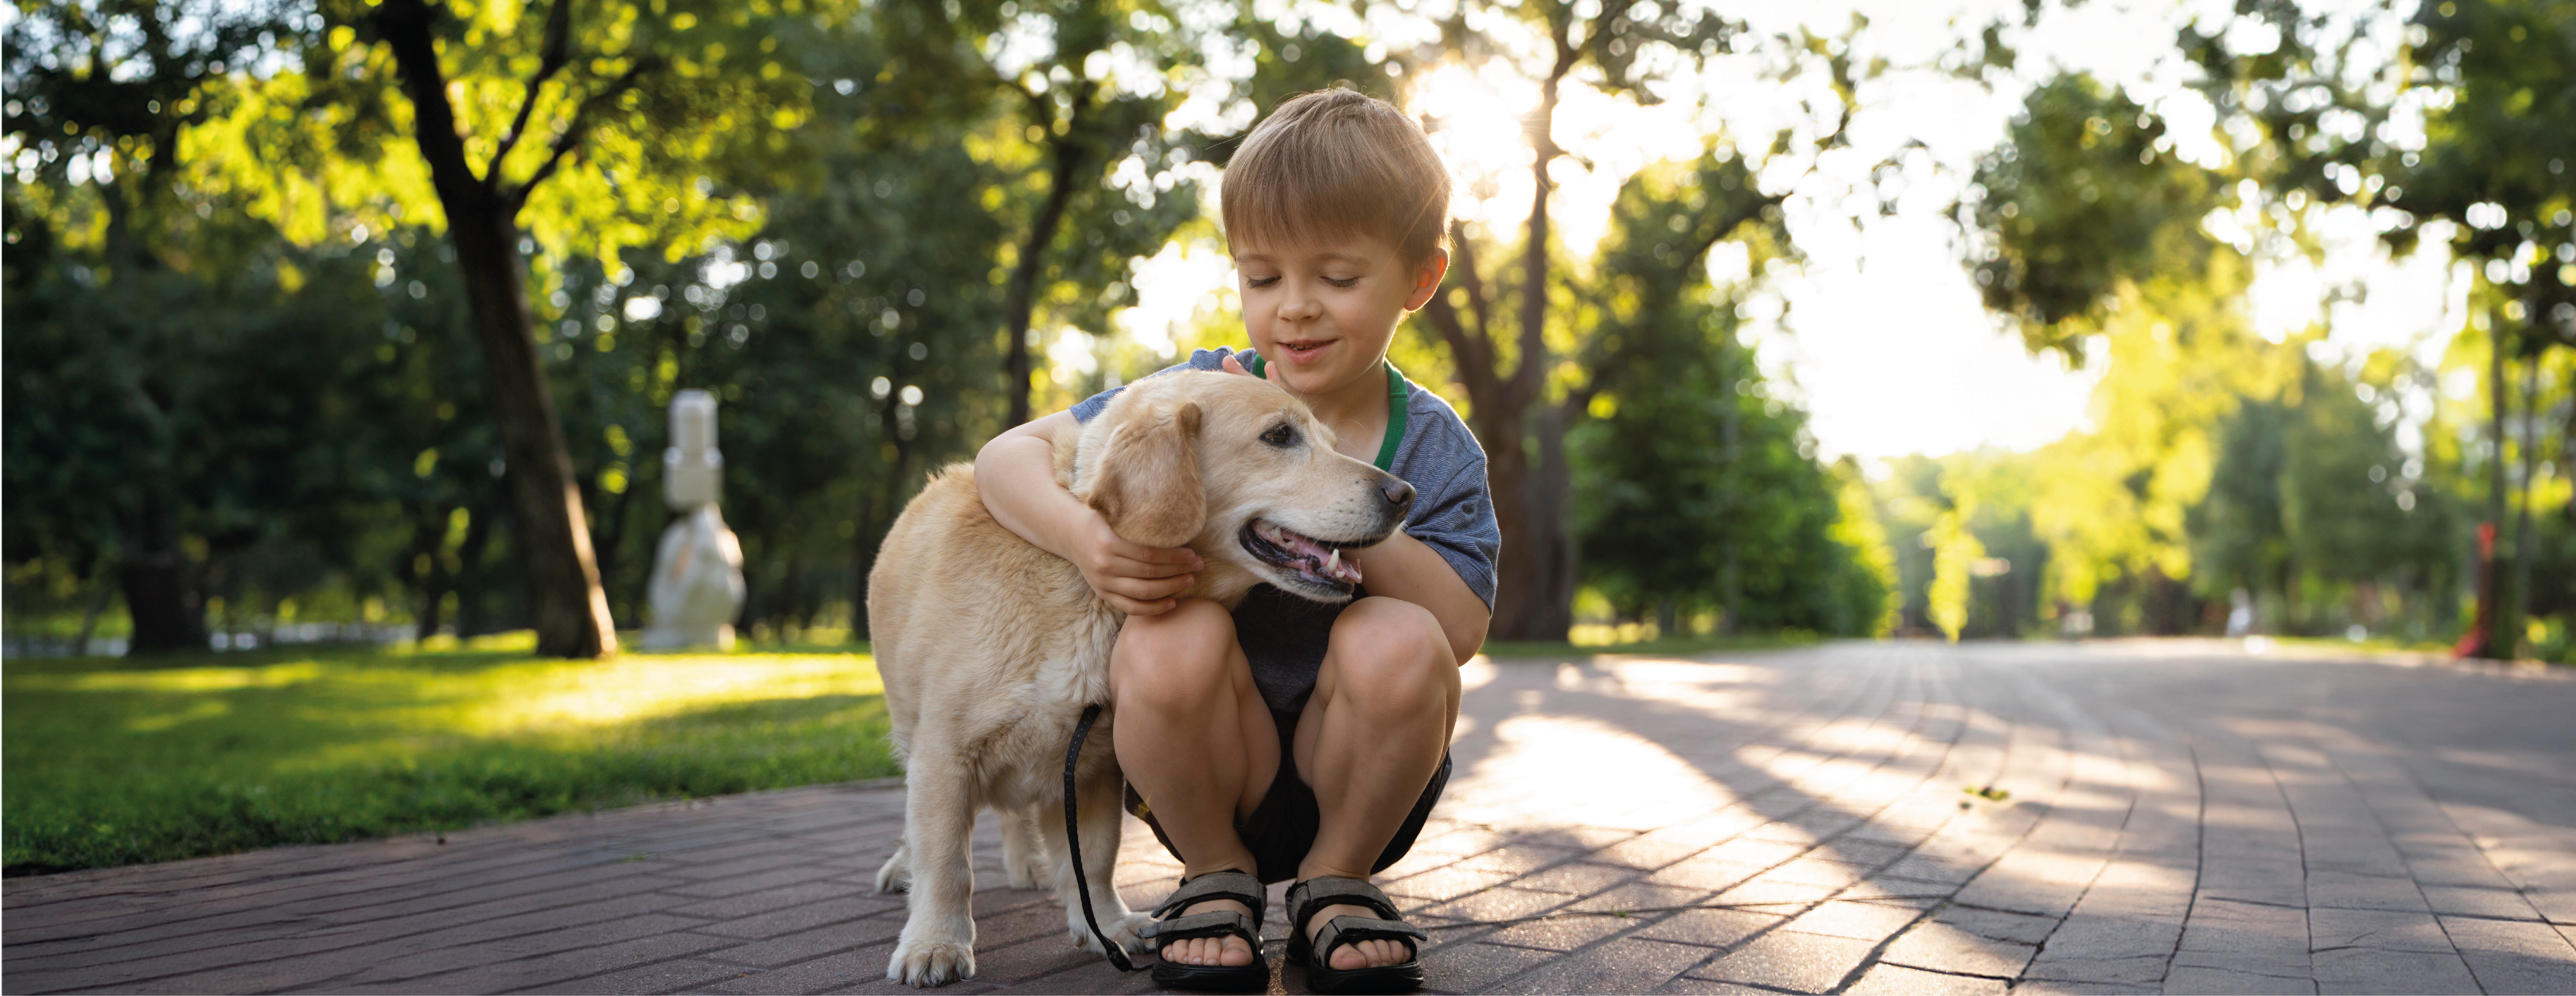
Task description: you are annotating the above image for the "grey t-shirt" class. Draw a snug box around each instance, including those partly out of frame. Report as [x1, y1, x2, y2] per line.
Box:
[1071, 347, 1499, 713]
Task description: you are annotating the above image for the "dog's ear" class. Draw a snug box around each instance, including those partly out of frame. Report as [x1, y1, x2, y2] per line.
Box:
[1087, 401, 1204, 547]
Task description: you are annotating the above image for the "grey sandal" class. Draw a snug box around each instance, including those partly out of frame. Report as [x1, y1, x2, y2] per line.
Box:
[1286, 876, 1427, 994]
[1140, 869, 1269, 992]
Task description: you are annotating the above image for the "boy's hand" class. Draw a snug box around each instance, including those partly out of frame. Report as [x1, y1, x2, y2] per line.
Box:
[1220, 352, 1257, 378]
[1070, 512, 1206, 616]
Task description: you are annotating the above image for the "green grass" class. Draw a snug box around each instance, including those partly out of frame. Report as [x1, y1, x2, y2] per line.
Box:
[1479, 631, 1822, 660]
[2, 640, 896, 875]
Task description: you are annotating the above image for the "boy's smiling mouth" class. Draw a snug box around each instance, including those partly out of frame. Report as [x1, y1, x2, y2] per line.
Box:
[1275, 338, 1337, 363]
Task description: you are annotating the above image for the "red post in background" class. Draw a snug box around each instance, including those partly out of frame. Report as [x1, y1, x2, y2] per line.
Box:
[2455, 521, 2499, 659]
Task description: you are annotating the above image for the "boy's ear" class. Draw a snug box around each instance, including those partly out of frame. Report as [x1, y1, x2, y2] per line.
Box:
[1087, 402, 1205, 547]
[1403, 247, 1451, 312]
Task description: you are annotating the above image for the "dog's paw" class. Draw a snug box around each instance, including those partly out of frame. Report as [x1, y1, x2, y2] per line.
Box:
[886, 937, 976, 986]
[1068, 910, 1155, 955]
[874, 849, 912, 896]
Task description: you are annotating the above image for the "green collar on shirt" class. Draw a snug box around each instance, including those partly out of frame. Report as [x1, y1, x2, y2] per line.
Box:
[1241, 352, 1408, 471]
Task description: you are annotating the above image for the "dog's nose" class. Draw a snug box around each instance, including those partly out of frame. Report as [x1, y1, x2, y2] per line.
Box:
[1380, 477, 1416, 516]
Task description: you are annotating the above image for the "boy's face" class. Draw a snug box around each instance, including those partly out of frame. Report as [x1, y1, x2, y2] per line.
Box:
[1233, 232, 1446, 397]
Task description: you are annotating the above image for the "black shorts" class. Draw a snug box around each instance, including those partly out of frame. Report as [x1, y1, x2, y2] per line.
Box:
[1125, 709, 1451, 885]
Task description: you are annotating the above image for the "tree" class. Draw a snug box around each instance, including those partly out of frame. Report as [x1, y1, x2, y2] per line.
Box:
[2180, 0, 2574, 654]
[2, 0, 305, 651]
[1564, 150, 1892, 637]
[207, 0, 850, 656]
[1412, 0, 1750, 640]
[1968, 75, 2274, 632]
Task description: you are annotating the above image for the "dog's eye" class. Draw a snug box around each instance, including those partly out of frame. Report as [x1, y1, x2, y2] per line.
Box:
[1260, 423, 1297, 448]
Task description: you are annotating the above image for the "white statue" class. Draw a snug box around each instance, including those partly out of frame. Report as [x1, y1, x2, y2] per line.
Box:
[643, 390, 746, 650]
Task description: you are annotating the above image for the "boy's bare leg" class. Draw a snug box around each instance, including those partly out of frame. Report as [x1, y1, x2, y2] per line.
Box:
[1109, 599, 1278, 968]
[1294, 597, 1461, 970]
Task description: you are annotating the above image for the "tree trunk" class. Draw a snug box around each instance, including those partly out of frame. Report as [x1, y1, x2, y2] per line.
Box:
[379, 0, 615, 658]
[1719, 346, 1741, 635]
[76, 554, 113, 656]
[1519, 403, 1579, 637]
[453, 497, 499, 636]
[408, 505, 449, 641]
[850, 492, 879, 642]
[1485, 33, 1578, 643]
[119, 488, 206, 654]
[1002, 99, 1089, 427]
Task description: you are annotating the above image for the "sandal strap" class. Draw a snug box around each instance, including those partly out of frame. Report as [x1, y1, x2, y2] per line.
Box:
[1312, 914, 1426, 963]
[1140, 909, 1259, 947]
[1151, 870, 1267, 924]
[1285, 875, 1402, 926]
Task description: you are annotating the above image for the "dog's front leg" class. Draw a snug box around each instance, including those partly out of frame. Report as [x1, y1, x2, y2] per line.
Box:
[1045, 765, 1153, 955]
[886, 748, 979, 986]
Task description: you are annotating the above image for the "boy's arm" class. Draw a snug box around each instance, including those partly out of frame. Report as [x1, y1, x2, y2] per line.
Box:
[1348, 532, 1489, 665]
[973, 411, 1204, 616]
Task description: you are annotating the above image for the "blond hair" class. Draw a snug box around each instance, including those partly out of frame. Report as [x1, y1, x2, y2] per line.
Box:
[1221, 90, 1451, 265]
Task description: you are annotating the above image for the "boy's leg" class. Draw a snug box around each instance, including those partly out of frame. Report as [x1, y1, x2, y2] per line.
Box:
[1110, 598, 1279, 968]
[1294, 597, 1461, 970]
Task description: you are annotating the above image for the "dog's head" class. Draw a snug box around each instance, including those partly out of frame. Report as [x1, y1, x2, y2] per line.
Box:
[1067, 371, 1414, 605]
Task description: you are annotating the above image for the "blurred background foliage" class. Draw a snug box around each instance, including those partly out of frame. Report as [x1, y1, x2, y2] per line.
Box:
[2, 0, 2569, 663]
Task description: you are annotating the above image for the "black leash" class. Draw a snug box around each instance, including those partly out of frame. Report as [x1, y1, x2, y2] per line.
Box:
[1064, 703, 1144, 971]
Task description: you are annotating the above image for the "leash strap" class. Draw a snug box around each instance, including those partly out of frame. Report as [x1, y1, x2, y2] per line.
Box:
[1064, 703, 1142, 972]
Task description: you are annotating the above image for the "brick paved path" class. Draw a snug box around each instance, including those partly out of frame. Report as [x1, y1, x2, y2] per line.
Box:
[8, 641, 2574, 994]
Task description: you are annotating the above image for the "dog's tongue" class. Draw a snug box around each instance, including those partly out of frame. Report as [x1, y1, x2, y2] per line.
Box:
[1263, 523, 1362, 585]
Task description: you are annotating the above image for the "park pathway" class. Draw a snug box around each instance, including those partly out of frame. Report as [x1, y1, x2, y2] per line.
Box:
[6, 640, 2574, 994]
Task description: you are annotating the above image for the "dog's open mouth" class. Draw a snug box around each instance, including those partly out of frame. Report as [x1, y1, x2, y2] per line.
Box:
[1239, 519, 1365, 593]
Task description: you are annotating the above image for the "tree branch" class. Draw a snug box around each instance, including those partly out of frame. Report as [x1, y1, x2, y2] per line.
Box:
[507, 57, 656, 216]
[485, 0, 576, 185]
[378, 0, 488, 208]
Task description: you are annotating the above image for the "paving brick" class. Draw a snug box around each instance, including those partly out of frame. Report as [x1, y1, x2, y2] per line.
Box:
[2306, 946, 2481, 995]
[1656, 979, 1778, 994]
[1477, 912, 1640, 951]
[1881, 920, 2038, 977]
[1410, 940, 1556, 993]
[2306, 908, 2455, 955]
[2432, 915, 2576, 994]
[1632, 908, 1788, 948]
[517, 957, 753, 994]
[1779, 900, 1933, 943]
[1928, 905, 2060, 945]
[2180, 898, 2308, 956]
[1485, 937, 1713, 994]
[2419, 885, 2543, 920]
[2160, 966, 2315, 994]
[1385, 862, 1529, 904]
[1685, 929, 1877, 991]
[1511, 860, 1642, 897]
[2305, 871, 2431, 912]
[1644, 859, 1769, 893]
[1847, 963, 2010, 995]
[700, 913, 901, 968]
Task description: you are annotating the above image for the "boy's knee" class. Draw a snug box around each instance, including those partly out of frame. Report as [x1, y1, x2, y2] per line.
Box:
[1328, 597, 1457, 703]
[1111, 600, 1238, 704]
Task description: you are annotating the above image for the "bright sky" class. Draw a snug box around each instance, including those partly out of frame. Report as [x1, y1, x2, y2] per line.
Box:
[1113, 0, 2462, 463]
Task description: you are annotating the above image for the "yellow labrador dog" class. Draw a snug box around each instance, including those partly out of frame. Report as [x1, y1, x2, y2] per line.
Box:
[867, 370, 1416, 986]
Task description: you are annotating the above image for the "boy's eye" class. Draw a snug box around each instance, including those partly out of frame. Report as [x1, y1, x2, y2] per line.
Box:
[1260, 423, 1297, 448]
[1244, 274, 1280, 289]
[1323, 276, 1359, 288]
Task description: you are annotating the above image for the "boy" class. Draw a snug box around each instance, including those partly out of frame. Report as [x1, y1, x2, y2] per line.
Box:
[974, 89, 1495, 994]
